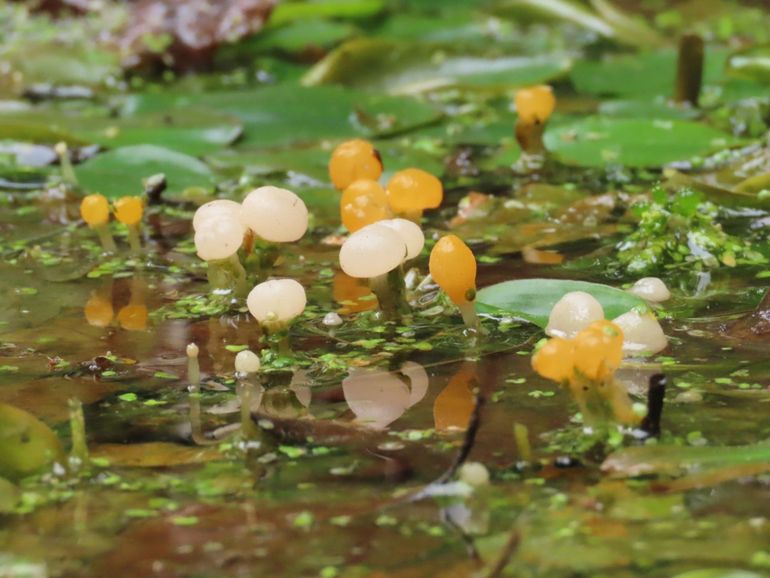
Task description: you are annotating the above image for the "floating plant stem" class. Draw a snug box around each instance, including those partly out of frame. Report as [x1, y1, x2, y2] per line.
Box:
[187, 343, 200, 388]
[675, 33, 704, 106]
[55, 142, 78, 185]
[68, 398, 89, 467]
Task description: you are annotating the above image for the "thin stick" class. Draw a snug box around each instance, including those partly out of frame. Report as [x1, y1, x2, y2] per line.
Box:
[68, 398, 89, 466]
[640, 373, 667, 437]
[480, 526, 521, 578]
[435, 393, 485, 485]
[675, 34, 704, 106]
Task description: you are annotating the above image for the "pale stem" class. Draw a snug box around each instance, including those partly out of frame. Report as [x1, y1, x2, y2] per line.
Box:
[188, 355, 200, 388]
[513, 422, 531, 462]
[207, 253, 247, 295]
[514, 119, 546, 155]
[459, 301, 480, 330]
[369, 268, 405, 320]
[127, 224, 142, 254]
[57, 144, 78, 185]
[94, 224, 117, 253]
[68, 398, 89, 466]
[238, 381, 261, 439]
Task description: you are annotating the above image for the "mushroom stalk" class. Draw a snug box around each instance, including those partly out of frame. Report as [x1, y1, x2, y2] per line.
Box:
[126, 224, 142, 253]
[238, 382, 260, 440]
[55, 142, 78, 186]
[675, 33, 704, 107]
[207, 253, 247, 295]
[458, 301, 480, 331]
[187, 343, 200, 388]
[94, 224, 117, 253]
[68, 397, 89, 467]
[369, 268, 404, 320]
[514, 119, 546, 156]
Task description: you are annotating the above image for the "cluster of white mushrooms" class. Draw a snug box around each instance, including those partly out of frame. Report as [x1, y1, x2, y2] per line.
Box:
[545, 277, 670, 356]
[193, 186, 310, 337]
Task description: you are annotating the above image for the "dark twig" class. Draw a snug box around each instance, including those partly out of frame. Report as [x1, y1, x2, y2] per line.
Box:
[480, 525, 521, 578]
[640, 373, 667, 438]
[434, 392, 485, 485]
[675, 34, 704, 106]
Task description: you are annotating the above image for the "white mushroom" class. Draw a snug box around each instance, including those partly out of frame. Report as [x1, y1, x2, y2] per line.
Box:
[342, 368, 411, 430]
[241, 186, 308, 243]
[612, 310, 668, 355]
[193, 199, 243, 232]
[628, 277, 671, 303]
[194, 215, 246, 261]
[458, 462, 490, 487]
[545, 291, 605, 338]
[234, 350, 261, 376]
[247, 279, 307, 331]
[339, 223, 407, 279]
[379, 218, 425, 260]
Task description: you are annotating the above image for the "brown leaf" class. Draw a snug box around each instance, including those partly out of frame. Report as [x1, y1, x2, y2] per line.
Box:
[90, 442, 223, 467]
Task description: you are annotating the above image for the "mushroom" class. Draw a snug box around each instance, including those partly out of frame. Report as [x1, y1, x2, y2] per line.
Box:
[241, 186, 308, 243]
[186, 343, 200, 388]
[192, 199, 243, 231]
[114, 196, 144, 253]
[514, 84, 556, 155]
[339, 222, 407, 317]
[329, 139, 383, 191]
[340, 179, 391, 232]
[545, 291, 604, 339]
[194, 214, 248, 293]
[386, 168, 443, 221]
[429, 234, 479, 329]
[628, 277, 671, 303]
[342, 368, 412, 430]
[612, 311, 668, 355]
[80, 193, 116, 253]
[234, 349, 261, 377]
[247, 278, 307, 335]
[379, 218, 425, 261]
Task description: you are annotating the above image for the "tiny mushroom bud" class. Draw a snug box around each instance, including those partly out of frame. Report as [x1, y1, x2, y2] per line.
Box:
[515, 85, 556, 125]
[340, 179, 390, 232]
[114, 196, 144, 252]
[187, 342, 200, 388]
[80, 194, 116, 252]
[379, 218, 425, 260]
[234, 350, 261, 376]
[386, 168, 443, 218]
[545, 291, 604, 339]
[612, 311, 668, 355]
[458, 462, 490, 487]
[247, 278, 307, 332]
[329, 139, 383, 191]
[193, 199, 243, 232]
[628, 277, 671, 303]
[429, 234, 478, 328]
[241, 186, 308, 243]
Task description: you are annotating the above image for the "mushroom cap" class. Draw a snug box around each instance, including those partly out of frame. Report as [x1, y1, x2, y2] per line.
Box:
[241, 186, 308, 243]
[234, 350, 261, 375]
[628, 277, 671, 303]
[194, 214, 246, 261]
[458, 462, 490, 487]
[186, 343, 199, 358]
[514, 85, 556, 124]
[379, 218, 425, 260]
[545, 291, 604, 339]
[80, 194, 110, 226]
[329, 139, 383, 191]
[340, 179, 390, 232]
[612, 311, 668, 355]
[428, 234, 477, 305]
[342, 368, 411, 430]
[339, 223, 406, 278]
[114, 196, 144, 226]
[247, 278, 307, 326]
[386, 168, 443, 213]
[193, 199, 243, 232]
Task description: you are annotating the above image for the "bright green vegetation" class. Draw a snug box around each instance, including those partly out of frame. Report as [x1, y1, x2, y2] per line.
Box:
[2, 1, 770, 577]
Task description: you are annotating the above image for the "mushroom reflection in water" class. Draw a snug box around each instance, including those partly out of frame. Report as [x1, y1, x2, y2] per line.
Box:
[84, 283, 114, 328]
[342, 362, 429, 430]
[433, 363, 476, 432]
[117, 277, 148, 332]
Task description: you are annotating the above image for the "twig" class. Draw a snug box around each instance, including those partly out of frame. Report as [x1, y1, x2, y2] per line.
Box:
[640, 373, 666, 437]
[479, 525, 521, 578]
[434, 392, 485, 485]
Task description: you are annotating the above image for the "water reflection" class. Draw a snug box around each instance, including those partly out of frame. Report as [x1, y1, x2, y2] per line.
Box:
[342, 362, 429, 429]
[83, 277, 149, 331]
[434, 362, 476, 432]
[333, 271, 376, 314]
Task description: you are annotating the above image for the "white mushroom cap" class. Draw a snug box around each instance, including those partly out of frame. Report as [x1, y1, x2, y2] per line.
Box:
[247, 278, 307, 327]
[194, 215, 246, 261]
[234, 350, 261, 375]
[612, 311, 668, 355]
[339, 223, 407, 278]
[458, 462, 490, 487]
[186, 343, 199, 358]
[545, 291, 605, 338]
[379, 218, 425, 260]
[241, 186, 308, 243]
[342, 368, 411, 430]
[628, 277, 671, 303]
[193, 199, 243, 231]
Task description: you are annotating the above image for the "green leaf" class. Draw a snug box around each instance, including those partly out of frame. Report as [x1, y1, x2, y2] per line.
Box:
[125, 85, 441, 148]
[248, 19, 355, 54]
[673, 571, 767, 578]
[0, 403, 65, 481]
[475, 278, 646, 327]
[270, 0, 385, 24]
[571, 48, 728, 98]
[544, 116, 740, 168]
[303, 39, 572, 93]
[0, 477, 19, 513]
[75, 145, 215, 198]
[5, 41, 119, 88]
[727, 45, 770, 83]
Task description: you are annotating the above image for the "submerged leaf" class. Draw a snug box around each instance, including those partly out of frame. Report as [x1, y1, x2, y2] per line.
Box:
[0, 403, 65, 481]
[90, 442, 223, 467]
[475, 279, 646, 327]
